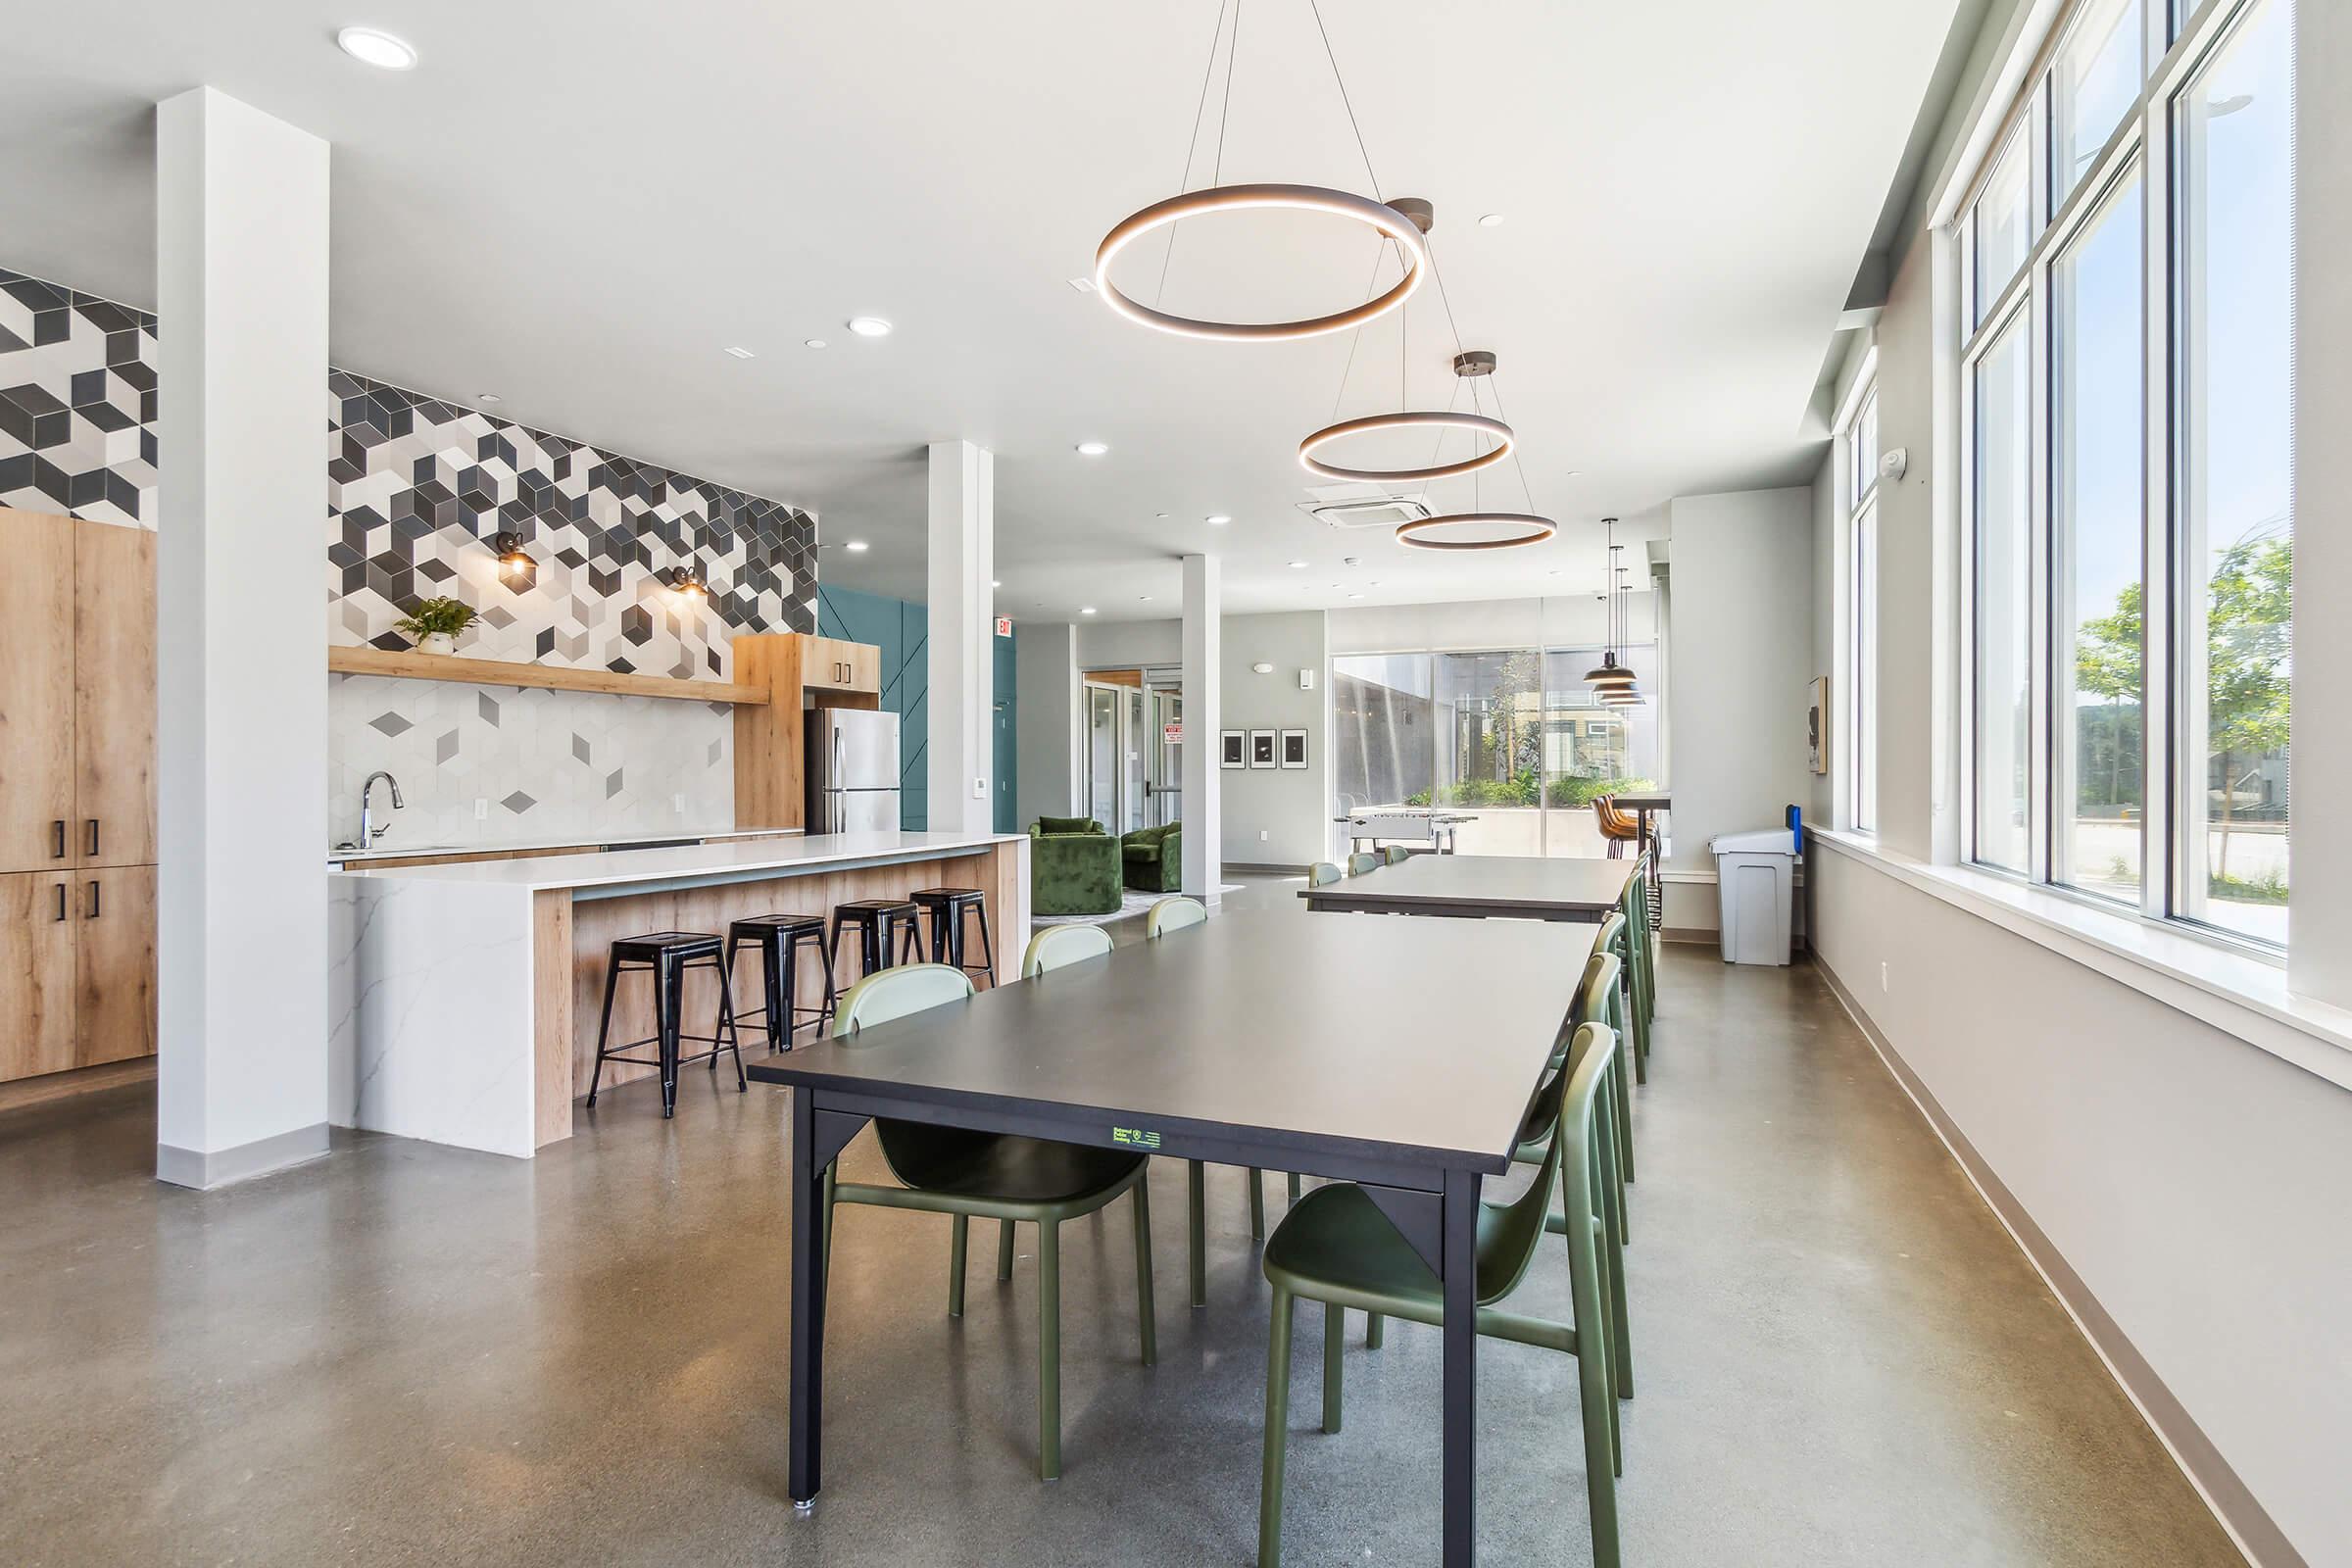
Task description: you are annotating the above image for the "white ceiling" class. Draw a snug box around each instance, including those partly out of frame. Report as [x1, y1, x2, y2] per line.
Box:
[0, 0, 1956, 619]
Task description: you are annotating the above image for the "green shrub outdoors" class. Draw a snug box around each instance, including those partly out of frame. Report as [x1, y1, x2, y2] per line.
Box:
[1401, 773, 1653, 810]
[2209, 869, 2288, 906]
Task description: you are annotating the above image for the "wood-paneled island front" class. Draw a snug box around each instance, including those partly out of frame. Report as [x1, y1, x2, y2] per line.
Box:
[329, 830, 1028, 1156]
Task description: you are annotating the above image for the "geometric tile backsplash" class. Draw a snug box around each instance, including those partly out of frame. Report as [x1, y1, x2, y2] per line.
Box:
[2, 261, 822, 847]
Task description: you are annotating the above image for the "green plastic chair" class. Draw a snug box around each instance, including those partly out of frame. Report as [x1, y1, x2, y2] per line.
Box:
[822, 962, 1154, 1481]
[1382, 844, 1412, 865]
[1256, 1022, 1625, 1567]
[1347, 851, 1381, 876]
[1142, 897, 1298, 1296]
[1020, 922, 1112, 978]
[1617, 858, 1657, 1076]
[1306, 861, 1344, 888]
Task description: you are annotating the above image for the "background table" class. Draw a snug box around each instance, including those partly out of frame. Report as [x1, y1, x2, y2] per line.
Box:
[753, 908, 1596, 1566]
[1299, 854, 1634, 922]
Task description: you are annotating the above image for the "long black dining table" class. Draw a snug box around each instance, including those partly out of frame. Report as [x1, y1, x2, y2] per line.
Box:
[750, 906, 1599, 1566]
[1299, 852, 1635, 922]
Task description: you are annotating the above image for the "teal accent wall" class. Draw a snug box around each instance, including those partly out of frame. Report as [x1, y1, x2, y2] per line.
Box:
[816, 584, 1017, 832]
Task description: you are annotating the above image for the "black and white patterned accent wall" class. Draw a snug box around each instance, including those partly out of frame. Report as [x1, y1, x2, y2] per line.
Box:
[0, 268, 159, 525]
[2, 262, 822, 848]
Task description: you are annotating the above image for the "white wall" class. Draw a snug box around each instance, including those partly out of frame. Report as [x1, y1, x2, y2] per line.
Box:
[1809, 845, 2349, 1566]
[1012, 620, 1079, 827]
[1218, 611, 1328, 867]
[1663, 486, 1817, 932]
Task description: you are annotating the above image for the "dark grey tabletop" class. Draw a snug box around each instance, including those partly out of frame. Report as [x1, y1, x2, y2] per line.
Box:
[1298, 854, 1634, 917]
[752, 908, 1595, 1173]
[1612, 791, 1671, 809]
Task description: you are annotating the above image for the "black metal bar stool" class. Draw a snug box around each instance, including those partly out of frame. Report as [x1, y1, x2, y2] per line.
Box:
[586, 931, 743, 1118]
[725, 912, 836, 1052]
[909, 887, 997, 988]
[828, 899, 922, 986]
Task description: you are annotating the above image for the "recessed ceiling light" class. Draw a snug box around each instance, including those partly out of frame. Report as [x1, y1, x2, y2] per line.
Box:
[1080, 606, 1098, 614]
[1565, 468, 1583, 478]
[723, 345, 755, 359]
[1347, 593, 1365, 600]
[1075, 440, 1109, 457]
[1138, 595, 1152, 602]
[1478, 213, 1505, 227]
[1205, 514, 1231, 525]
[844, 540, 869, 553]
[475, 393, 501, 405]
[336, 26, 417, 70]
[1154, 513, 1170, 519]
[848, 317, 893, 337]
[991, 578, 1003, 588]
[804, 338, 827, 350]
[1287, 561, 1308, 568]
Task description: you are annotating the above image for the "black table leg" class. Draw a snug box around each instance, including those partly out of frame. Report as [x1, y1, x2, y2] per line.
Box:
[789, 1088, 827, 1512]
[1440, 1166, 1480, 1566]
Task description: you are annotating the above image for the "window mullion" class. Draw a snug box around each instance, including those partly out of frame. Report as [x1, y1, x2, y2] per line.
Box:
[2028, 252, 2055, 887]
[2139, 88, 2176, 922]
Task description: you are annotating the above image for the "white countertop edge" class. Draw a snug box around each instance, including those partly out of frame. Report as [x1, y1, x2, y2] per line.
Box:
[1807, 827, 2352, 1094]
[328, 829, 1026, 893]
[326, 825, 802, 865]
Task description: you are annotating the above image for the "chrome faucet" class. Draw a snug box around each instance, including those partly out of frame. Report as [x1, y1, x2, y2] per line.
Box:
[360, 771, 405, 846]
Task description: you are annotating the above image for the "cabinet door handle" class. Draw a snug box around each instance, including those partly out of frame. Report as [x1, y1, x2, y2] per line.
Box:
[87, 818, 100, 858]
[86, 880, 101, 920]
[55, 883, 67, 922]
[53, 820, 66, 859]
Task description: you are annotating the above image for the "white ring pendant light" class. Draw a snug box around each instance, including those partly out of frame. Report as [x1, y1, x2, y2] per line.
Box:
[1396, 351, 1556, 552]
[1095, 0, 1427, 343]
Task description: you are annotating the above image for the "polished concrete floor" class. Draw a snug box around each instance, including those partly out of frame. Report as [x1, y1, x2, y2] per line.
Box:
[0, 883, 2241, 1566]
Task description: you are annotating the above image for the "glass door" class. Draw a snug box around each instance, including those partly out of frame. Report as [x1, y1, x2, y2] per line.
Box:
[1147, 684, 1183, 826]
[1085, 683, 1120, 826]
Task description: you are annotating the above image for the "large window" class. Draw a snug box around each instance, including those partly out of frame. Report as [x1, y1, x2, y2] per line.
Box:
[1957, 0, 2292, 948]
[1844, 383, 1881, 831]
[1331, 631, 1661, 859]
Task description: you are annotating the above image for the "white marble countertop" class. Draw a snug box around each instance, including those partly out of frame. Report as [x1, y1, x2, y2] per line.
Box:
[327, 825, 802, 865]
[330, 829, 1024, 893]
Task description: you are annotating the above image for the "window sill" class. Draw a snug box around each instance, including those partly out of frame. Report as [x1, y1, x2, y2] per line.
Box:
[1806, 827, 2352, 1094]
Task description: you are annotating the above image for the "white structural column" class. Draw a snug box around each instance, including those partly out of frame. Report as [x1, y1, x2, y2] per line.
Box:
[1181, 554, 1222, 895]
[154, 88, 332, 1188]
[926, 440, 996, 834]
[2291, 2, 2351, 1005]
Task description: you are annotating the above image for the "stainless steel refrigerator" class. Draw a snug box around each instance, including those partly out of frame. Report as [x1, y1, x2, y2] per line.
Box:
[806, 708, 902, 835]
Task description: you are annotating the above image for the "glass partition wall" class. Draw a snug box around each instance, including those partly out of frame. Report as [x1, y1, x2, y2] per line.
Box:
[1330, 594, 1664, 858]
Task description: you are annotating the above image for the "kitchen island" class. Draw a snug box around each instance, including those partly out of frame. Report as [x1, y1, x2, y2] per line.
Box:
[329, 829, 1029, 1156]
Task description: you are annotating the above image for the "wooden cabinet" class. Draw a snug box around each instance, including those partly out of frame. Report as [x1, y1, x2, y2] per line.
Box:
[0, 872, 77, 1081]
[0, 511, 77, 874]
[0, 508, 158, 1085]
[804, 635, 879, 696]
[74, 521, 158, 867]
[74, 866, 157, 1067]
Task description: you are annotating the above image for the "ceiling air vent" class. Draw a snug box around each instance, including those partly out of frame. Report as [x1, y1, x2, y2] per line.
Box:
[1295, 481, 1432, 530]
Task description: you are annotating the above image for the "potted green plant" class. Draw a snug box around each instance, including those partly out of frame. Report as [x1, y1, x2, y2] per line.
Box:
[394, 596, 480, 655]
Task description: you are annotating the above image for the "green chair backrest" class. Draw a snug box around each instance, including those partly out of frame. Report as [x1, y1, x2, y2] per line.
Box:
[1478, 1020, 1616, 1303]
[1384, 845, 1412, 865]
[1022, 923, 1113, 977]
[1307, 861, 1344, 888]
[1145, 895, 1206, 938]
[1347, 851, 1381, 876]
[833, 962, 975, 1037]
[1034, 815, 1102, 836]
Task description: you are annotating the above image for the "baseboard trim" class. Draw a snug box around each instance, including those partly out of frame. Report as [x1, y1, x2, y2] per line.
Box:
[1226, 861, 1310, 876]
[156, 1122, 332, 1191]
[1813, 955, 2298, 1568]
[0, 1057, 156, 1116]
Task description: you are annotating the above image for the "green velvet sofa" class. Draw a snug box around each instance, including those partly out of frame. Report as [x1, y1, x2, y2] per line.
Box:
[1029, 817, 1122, 915]
[1120, 822, 1183, 893]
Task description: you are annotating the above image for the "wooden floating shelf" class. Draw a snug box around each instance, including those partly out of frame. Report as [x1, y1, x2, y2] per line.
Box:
[328, 645, 769, 706]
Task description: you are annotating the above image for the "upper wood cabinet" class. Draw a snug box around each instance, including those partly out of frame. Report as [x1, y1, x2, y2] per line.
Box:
[0, 511, 77, 873]
[804, 635, 880, 696]
[74, 520, 157, 866]
[0, 509, 155, 872]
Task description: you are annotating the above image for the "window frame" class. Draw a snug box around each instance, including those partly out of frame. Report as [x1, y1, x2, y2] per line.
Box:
[1948, 0, 2283, 957]
[1837, 376, 1882, 833]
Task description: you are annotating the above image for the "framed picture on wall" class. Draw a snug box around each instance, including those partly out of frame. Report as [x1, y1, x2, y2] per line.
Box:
[1806, 675, 1829, 775]
[1249, 729, 1277, 768]
[1280, 728, 1308, 769]
[1221, 730, 1247, 768]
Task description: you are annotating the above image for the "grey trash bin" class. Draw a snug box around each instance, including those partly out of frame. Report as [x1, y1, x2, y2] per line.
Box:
[1710, 827, 1797, 965]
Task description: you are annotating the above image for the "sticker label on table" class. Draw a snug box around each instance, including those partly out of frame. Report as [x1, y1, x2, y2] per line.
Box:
[1111, 1126, 1162, 1151]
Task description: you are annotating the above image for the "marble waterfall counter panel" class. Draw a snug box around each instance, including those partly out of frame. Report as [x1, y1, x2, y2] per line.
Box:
[329, 831, 1030, 1157]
